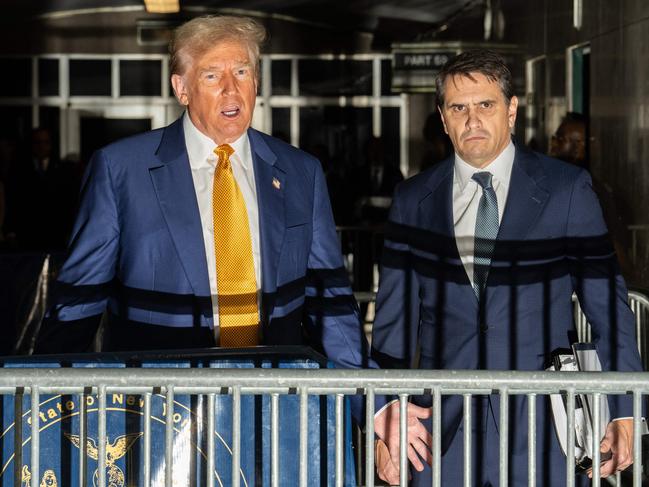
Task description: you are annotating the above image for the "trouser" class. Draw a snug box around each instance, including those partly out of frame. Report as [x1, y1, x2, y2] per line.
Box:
[410, 396, 590, 487]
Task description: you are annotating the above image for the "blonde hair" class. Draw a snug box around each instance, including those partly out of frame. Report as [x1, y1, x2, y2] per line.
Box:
[169, 15, 266, 77]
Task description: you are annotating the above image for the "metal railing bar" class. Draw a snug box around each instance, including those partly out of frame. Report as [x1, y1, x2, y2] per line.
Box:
[527, 393, 536, 487]
[271, 393, 280, 487]
[565, 390, 575, 487]
[207, 393, 215, 487]
[398, 394, 407, 487]
[165, 385, 174, 487]
[7, 369, 649, 393]
[143, 392, 152, 487]
[633, 390, 642, 487]
[30, 385, 39, 487]
[79, 390, 87, 487]
[335, 393, 345, 487]
[432, 387, 441, 487]
[592, 392, 601, 486]
[231, 386, 241, 487]
[499, 389, 509, 487]
[98, 385, 107, 487]
[365, 388, 375, 487]
[463, 394, 471, 487]
[299, 388, 308, 487]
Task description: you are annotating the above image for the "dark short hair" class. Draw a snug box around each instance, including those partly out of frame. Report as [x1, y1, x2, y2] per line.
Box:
[561, 111, 588, 130]
[435, 49, 513, 107]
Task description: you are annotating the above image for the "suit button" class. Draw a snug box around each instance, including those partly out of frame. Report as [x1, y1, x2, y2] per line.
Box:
[480, 323, 488, 333]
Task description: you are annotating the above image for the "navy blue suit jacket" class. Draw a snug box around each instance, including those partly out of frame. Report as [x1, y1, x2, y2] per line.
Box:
[372, 146, 642, 455]
[39, 118, 369, 373]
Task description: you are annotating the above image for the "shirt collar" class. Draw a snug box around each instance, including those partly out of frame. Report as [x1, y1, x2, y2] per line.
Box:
[183, 111, 250, 169]
[454, 140, 515, 193]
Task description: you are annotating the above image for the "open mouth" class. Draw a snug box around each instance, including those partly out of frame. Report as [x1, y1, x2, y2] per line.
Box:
[221, 106, 240, 118]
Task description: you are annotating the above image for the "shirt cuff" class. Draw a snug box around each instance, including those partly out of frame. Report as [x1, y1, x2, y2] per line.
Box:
[374, 399, 398, 419]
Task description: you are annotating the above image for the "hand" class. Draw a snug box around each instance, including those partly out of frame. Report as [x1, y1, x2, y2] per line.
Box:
[374, 401, 432, 477]
[375, 439, 401, 485]
[589, 418, 634, 478]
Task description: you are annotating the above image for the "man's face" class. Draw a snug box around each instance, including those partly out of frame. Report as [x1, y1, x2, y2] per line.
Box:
[438, 72, 518, 168]
[171, 40, 257, 144]
[550, 120, 586, 166]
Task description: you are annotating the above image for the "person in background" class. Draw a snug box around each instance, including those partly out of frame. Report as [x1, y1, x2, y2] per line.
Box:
[4, 128, 79, 251]
[550, 112, 633, 279]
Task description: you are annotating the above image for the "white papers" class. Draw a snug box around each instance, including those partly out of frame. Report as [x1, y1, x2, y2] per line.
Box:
[548, 343, 609, 465]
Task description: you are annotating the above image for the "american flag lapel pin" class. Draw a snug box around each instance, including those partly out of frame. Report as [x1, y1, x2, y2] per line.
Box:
[272, 177, 281, 190]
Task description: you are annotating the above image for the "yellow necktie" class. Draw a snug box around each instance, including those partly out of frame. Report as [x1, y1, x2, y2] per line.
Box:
[213, 144, 259, 347]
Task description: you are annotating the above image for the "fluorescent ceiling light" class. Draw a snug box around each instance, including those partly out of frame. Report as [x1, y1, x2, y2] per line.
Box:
[144, 0, 180, 14]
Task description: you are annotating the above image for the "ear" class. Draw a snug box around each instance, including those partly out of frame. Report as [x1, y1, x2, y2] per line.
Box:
[437, 106, 449, 135]
[507, 95, 519, 129]
[171, 74, 189, 106]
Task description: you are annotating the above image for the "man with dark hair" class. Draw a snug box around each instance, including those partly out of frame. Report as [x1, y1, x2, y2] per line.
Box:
[372, 49, 642, 485]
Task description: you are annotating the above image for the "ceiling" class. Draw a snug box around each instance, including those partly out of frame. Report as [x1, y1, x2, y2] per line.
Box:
[3, 0, 489, 44]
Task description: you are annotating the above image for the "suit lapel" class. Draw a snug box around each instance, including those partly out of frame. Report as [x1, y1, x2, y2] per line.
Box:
[148, 118, 211, 297]
[248, 128, 285, 295]
[497, 147, 549, 242]
[418, 160, 474, 299]
[487, 147, 549, 298]
[419, 159, 456, 241]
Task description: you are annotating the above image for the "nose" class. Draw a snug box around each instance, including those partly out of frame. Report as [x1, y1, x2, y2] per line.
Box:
[465, 106, 481, 130]
[220, 71, 236, 95]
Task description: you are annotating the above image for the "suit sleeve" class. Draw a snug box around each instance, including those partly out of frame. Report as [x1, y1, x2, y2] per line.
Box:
[35, 150, 120, 353]
[567, 170, 643, 417]
[371, 184, 421, 369]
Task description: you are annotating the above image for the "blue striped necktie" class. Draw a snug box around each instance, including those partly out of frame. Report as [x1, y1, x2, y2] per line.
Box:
[472, 171, 499, 300]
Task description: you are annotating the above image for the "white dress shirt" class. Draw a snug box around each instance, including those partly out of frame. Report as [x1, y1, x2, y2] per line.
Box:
[453, 141, 515, 286]
[183, 113, 261, 326]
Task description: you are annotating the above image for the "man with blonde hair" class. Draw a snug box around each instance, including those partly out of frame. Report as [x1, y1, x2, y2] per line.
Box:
[35, 15, 369, 379]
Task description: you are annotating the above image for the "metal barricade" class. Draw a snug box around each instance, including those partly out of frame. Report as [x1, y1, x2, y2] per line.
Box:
[573, 290, 649, 368]
[1, 368, 647, 487]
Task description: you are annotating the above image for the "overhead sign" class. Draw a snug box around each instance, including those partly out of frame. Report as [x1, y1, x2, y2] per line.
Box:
[390, 42, 520, 93]
[393, 52, 455, 71]
[391, 46, 458, 93]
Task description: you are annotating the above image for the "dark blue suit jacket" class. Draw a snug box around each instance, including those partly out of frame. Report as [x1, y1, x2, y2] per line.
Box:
[372, 146, 642, 457]
[40, 118, 369, 373]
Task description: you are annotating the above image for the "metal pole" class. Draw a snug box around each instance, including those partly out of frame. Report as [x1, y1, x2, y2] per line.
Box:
[633, 391, 642, 487]
[165, 385, 174, 487]
[432, 388, 441, 487]
[566, 390, 575, 487]
[335, 393, 345, 487]
[399, 394, 408, 487]
[30, 386, 39, 487]
[499, 389, 509, 487]
[592, 393, 601, 486]
[207, 393, 215, 487]
[365, 388, 375, 487]
[463, 394, 472, 487]
[79, 390, 87, 486]
[232, 386, 241, 487]
[143, 392, 151, 487]
[271, 393, 280, 487]
[527, 393, 536, 487]
[98, 385, 107, 487]
[299, 388, 308, 487]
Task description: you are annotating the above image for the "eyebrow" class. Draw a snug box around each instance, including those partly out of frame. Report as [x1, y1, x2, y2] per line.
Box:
[447, 98, 498, 107]
[201, 61, 252, 71]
